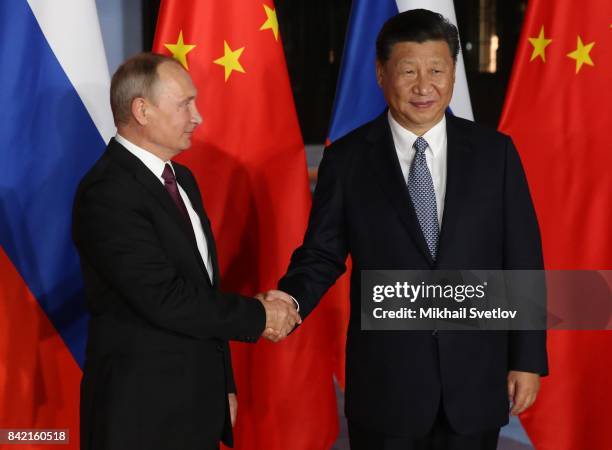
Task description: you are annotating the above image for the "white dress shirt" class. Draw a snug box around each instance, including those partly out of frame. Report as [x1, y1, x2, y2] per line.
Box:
[387, 112, 447, 228]
[115, 134, 214, 282]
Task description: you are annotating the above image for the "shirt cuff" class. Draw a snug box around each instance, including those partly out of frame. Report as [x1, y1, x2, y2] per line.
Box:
[289, 295, 300, 312]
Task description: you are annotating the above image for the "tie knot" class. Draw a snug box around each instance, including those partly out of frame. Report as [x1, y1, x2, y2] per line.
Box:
[161, 163, 176, 184]
[413, 136, 429, 154]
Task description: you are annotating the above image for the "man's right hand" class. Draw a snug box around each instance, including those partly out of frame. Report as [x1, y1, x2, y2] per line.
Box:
[256, 292, 301, 342]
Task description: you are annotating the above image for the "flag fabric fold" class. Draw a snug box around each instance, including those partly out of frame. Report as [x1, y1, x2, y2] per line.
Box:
[154, 1, 339, 449]
[499, 1, 612, 449]
[0, 0, 113, 447]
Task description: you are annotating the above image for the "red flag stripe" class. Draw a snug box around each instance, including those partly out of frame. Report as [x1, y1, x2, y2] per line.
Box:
[499, 1, 612, 449]
[153, 2, 341, 449]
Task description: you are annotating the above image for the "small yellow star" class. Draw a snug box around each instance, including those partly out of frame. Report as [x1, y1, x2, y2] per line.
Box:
[527, 26, 552, 62]
[567, 35, 595, 73]
[213, 41, 246, 82]
[164, 30, 196, 70]
[260, 5, 279, 41]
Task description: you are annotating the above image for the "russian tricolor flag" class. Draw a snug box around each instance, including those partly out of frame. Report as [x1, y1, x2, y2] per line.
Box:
[0, 0, 113, 443]
[329, 0, 473, 142]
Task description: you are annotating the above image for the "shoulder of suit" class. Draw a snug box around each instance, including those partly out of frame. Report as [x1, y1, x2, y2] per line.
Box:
[447, 114, 513, 147]
[76, 142, 138, 198]
[323, 113, 386, 166]
[330, 114, 384, 148]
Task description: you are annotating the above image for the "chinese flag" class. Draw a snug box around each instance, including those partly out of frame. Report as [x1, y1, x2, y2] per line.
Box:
[499, 1, 612, 449]
[153, 1, 340, 449]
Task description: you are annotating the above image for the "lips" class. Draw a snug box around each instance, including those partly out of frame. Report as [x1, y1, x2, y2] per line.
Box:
[410, 101, 435, 109]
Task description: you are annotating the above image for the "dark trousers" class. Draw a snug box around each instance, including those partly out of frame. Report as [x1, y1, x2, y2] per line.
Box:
[348, 408, 500, 450]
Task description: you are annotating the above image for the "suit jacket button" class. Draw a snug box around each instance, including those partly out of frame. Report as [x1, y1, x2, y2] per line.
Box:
[216, 344, 224, 351]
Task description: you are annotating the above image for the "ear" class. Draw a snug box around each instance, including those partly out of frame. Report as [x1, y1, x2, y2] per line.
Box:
[131, 97, 148, 126]
[375, 60, 384, 88]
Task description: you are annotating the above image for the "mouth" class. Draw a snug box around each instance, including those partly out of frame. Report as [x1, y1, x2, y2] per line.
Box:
[410, 101, 436, 109]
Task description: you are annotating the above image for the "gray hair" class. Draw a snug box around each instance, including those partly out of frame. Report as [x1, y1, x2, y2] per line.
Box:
[110, 52, 182, 125]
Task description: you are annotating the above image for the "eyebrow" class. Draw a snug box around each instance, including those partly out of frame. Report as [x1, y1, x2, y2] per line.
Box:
[180, 94, 197, 102]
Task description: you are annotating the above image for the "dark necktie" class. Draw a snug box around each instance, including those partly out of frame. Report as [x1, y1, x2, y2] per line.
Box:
[161, 163, 192, 225]
[162, 163, 213, 282]
[407, 136, 439, 259]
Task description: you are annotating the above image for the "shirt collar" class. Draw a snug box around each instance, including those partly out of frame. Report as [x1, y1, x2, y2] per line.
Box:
[387, 111, 447, 158]
[115, 134, 174, 180]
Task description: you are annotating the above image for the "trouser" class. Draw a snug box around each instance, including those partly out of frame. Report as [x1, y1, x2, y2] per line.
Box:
[347, 407, 500, 450]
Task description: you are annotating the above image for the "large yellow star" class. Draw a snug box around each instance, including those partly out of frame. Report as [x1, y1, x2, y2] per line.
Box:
[527, 26, 552, 62]
[213, 41, 246, 82]
[164, 30, 196, 70]
[260, 5, 279, 41]
[567, 35, 595, 73]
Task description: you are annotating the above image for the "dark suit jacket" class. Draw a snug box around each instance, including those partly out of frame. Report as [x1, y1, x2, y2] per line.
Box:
[279, 112, 548, 437]
[73, 139, 265, 450]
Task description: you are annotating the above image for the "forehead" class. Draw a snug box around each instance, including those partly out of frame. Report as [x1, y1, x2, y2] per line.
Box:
[156, 62, 196, 95]
[388, 40, 453, 62]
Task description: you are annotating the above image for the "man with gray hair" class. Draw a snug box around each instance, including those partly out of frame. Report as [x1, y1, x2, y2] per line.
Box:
[73, 52, 300, 450]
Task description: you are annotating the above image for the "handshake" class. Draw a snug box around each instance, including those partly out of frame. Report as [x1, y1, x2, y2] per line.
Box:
[255, 290, 301, 343]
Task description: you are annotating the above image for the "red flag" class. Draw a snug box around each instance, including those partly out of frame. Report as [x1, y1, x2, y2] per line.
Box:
[153, 2, 340, 449]
[499, 1, 612, 449]
[0, 247, 81, 449]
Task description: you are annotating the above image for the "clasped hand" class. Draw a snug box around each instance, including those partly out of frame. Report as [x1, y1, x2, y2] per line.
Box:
[256, 290, 301, 342]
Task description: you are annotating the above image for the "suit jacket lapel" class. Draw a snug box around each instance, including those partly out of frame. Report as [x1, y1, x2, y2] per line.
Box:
[365, 112, 435, 266]
[437, 114, 475, 264]
[107, 140, 214, 285]
[174, 166, 220, 287]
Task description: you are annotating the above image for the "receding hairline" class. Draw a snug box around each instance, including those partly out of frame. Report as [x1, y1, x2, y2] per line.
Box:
[153, 60, 198, 101]
[110, 53, 187, 125]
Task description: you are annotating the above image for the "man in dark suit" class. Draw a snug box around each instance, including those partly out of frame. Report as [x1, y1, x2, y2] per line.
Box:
[267, 9, 548, 450]
[73, 53, 300, 450]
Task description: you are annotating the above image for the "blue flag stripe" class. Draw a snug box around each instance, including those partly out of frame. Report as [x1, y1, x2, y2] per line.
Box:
[0, 0, 106, 367]
[328, 0, 398, 142]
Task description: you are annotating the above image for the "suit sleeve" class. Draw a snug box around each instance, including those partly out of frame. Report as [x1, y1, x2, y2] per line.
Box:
[225, 342, 236, 393]
[73, 178, 266, 342]
[278, 145, 349, 319]
[503, 137, 549, 376]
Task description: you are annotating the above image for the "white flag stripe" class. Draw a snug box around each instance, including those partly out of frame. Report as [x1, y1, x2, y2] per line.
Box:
[395, 0, 474, 120]
[27, 0, 115, 143]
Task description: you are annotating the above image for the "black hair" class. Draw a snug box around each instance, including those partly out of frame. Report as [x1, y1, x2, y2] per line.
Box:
[376, 9, 459, 63]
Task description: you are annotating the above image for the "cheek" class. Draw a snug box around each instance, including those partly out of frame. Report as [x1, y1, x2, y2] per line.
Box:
[438, 77, 454, 95]
[389, 81, 412, 101]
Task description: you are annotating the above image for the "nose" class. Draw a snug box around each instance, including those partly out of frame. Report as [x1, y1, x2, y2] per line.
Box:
[190, 103, 203, 125]
[413, 72, 433, 96]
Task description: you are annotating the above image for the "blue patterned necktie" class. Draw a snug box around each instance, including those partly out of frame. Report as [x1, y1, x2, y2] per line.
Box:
[407, 136, 439, 259]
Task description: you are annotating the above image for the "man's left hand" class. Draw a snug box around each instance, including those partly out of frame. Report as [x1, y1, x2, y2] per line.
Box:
[507, 370, 540, 415]
[228, 393, 237, 427]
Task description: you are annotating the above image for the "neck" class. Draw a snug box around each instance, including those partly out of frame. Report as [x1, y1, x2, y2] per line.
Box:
[117, 125, 177, 161]
[390, 111, 444, 136]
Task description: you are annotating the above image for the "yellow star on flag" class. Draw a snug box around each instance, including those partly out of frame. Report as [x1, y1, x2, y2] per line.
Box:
[214, 41, 246, 81]
[567, 35, 595, 73]
[527, 26, 552, 62]
[260, 5, 279, 41]
[164, 30, 196, 70]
